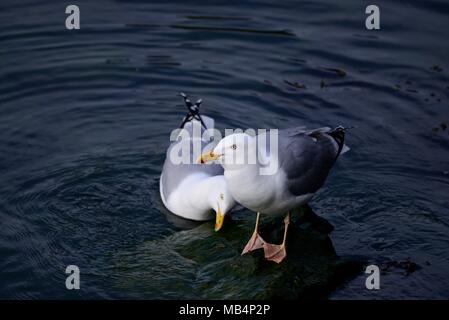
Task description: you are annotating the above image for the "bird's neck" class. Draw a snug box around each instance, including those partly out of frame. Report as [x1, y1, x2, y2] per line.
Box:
[225, 163, 270, 190]
[186, 175, 220, 213]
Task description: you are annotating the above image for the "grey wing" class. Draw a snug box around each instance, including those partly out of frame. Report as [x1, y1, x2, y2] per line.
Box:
[160, 138, 223, 201]
[279, 127, 339, 196]
[281, 126, 331, 137]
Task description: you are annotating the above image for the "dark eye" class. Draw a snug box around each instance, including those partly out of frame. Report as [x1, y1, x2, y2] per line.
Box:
[231, 144, 237, 150]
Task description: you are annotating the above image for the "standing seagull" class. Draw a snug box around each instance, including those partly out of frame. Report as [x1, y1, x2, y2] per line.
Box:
[160, 94, 236, 230]
[198, 126, 348, 262]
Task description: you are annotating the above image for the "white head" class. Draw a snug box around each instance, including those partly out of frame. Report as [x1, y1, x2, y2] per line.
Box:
[198, 133, 257, 171]
[206, 176, 236, 231]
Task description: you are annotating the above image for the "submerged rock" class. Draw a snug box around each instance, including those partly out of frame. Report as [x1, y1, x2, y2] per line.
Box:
[112, 205, 364, 299]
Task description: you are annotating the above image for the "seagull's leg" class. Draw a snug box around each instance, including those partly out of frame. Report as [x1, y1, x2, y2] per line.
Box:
[263, 211, 291, 263]
[241, 212, 265, 255]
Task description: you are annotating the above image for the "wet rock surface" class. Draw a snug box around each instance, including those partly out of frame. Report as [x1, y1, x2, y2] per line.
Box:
[112, 206, 364, 299]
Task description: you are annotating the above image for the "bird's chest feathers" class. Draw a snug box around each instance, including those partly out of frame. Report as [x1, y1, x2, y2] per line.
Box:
[225, 168, 279, 210]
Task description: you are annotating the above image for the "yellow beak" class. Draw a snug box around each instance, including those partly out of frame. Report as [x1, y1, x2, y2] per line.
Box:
[196, 151, 220, 164]
[215, 205, 225, 232]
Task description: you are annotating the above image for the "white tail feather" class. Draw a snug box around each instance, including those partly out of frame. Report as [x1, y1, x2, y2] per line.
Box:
[340, 144, 350, 155]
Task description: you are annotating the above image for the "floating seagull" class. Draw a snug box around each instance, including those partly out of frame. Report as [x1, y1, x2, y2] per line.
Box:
[198, 126, 349, 262]
[160, 93, 236, 231]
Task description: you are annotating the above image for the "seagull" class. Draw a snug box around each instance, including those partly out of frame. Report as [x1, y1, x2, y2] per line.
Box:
[198, 126, 349, 262]
[160, 93, 236, 231]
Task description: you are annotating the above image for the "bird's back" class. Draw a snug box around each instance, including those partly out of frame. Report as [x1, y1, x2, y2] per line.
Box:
[279, 126, 344, 197]
[160, 116, 222, 204]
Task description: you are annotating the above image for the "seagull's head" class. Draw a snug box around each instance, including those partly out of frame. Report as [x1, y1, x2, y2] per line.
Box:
[197, 133, 257, 170]
[208, 177, 236, 231]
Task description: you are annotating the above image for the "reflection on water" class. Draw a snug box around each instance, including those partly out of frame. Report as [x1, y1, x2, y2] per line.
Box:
[1, 0, 449, 299]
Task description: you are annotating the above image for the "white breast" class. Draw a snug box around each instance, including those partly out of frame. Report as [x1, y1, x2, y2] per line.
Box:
[225, 168, 314, 215]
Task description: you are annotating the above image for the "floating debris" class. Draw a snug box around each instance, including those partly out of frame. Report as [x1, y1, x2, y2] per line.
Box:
[431, 64, 443, 72]
[406, 89, 418, 93]
[380, 258, 421, 276]
[432, 127, 439, 132]
[320, 79, 327, 88]
[400, 259, 420, 275]
[322, 67, 347, 77]
[284, 80, 306, 89]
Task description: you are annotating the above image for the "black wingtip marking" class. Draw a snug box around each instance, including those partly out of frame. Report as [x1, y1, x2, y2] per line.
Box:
[328, 126, 346, 158]
[179, 92, 207, 129]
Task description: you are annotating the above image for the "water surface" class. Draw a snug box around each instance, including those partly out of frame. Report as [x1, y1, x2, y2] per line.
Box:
[1, 0, 449, 299]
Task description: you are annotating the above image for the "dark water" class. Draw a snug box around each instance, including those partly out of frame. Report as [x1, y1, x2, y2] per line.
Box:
[1, 0, 449, 299]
